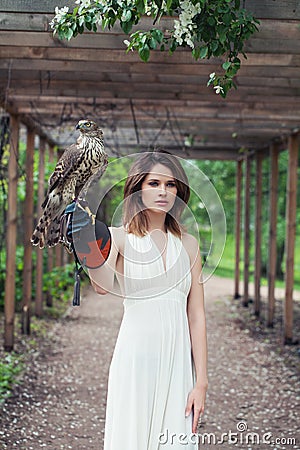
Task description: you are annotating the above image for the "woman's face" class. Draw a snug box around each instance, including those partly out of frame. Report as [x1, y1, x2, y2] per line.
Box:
[140, 163, 177, 214]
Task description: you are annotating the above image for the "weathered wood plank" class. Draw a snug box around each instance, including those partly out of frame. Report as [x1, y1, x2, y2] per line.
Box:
[0, 12, 52, 31]
[1, 45, 298, 67]
[234, 160, 243, 298]
[3, 68, 300, 89]
[35, 137, 45, 318]
[4, 115, 19, 350]
[1, 58, 300, 78]
[15, 103, 300, 122]
[0, 13, 174, 32]
[1, 29, 300, 54]
[244, 0, 300, 20]
[243, 154, 252, 307]
[6, 94, 300, 109]
[1, 0, 299, 20]
[283, 133, 299, 344]
[254, 151, 263, 316]
[14, 104, 300, 128]
[2, 78, 300, 98]
[267, 143, 279, 327]
[21, 127, 35, 334]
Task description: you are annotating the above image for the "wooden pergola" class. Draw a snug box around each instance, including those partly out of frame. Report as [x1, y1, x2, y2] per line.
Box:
[0, 0, 299, 349]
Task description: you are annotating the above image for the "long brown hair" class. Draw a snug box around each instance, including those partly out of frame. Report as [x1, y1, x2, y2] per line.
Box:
[123, 149, 190, 237]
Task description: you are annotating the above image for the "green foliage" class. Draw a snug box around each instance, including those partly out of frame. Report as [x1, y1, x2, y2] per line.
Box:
[50, 0, 259, 97]
[0, 352, 24, 404]
[42, 263, 75, 302]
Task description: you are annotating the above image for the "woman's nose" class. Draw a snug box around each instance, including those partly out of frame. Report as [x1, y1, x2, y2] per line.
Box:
[159, 184, 167, 195]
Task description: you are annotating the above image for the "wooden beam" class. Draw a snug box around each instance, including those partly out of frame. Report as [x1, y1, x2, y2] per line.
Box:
[46, 144, 54, 307]
[3, 78, 300, 100]
[21, 127, 35, 334]
[1, 45, 298, 68]
[244, 0, 300, 20]
[234, 159, 243, 299]
[4, 115, 19, 351]
[283, 133, 299, 344]
[4, 69, 300, 91]
[1, 0, 299, 19]
[3, 58, 300, 79]
[243, 153, 252, 307]
[254, 151, 263, 316]
[267, 143, 280, 327]
[1, 21, 300, 53]
[35, 137, 46, 318]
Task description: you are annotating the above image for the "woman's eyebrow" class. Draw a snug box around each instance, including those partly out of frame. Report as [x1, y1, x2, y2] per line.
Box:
[147, 177, 175, 182]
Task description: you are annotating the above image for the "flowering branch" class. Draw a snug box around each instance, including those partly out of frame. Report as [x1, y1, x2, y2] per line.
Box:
[50, 0, 259, 98]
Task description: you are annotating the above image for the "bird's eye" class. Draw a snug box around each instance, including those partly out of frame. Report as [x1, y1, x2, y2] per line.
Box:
[86, 122, 91, 127]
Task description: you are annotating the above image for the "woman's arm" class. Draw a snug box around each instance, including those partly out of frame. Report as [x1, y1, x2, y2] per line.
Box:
[88, 227, 120, 295]
[183, 234, 208, 433]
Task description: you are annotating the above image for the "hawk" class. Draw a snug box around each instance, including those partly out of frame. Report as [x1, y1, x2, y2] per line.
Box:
[31, 119, 108, 249]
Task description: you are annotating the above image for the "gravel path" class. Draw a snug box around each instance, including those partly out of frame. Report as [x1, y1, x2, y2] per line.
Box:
[1, 275, 299, 450]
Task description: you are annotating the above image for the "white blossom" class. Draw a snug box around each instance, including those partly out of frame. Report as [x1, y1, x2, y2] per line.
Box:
[75, 0, 91, 6]
[214, 85, 224, 95]
[50, 6, 69, 28]
[173, 0, 201, 49]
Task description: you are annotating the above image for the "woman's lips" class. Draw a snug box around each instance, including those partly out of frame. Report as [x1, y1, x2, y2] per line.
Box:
[155, 200, 168, 205]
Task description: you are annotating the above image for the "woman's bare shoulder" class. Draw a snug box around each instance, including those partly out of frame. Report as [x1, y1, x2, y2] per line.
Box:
[181, 232, 200, 258]
[108, 225, 126, 251]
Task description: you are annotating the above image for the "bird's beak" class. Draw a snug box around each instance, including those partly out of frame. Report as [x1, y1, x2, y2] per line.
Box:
[75, 123, 80, 130]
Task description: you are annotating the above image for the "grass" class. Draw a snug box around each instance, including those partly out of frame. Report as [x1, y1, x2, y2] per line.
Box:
[214, 233, 300, 292]
[0, 353, 24, 404]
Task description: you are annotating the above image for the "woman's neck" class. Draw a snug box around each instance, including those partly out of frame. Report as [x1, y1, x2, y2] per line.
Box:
[145, 211, 167, 233]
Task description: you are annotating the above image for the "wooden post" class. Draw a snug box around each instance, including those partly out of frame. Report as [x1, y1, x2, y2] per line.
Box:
[284, 134, 299, 344]
[234, 159, 242, 299]
[35, 137, 46, 318]
[46, 144, 54, 307]
[4, 115, 19, 351]
[267, 143, 279, 327]
[243, 153, 251, 307]
[254, 151, 263, 317]
[54, 147, 63, 267]
[21, 127, 35, 334]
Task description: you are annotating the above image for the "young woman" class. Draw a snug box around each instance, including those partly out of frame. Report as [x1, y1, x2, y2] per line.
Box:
[88, 150, 208, 450]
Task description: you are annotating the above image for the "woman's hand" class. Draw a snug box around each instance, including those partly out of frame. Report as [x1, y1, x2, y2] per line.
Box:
[90, 278, 108, 295]
[185, 382, 208, 433]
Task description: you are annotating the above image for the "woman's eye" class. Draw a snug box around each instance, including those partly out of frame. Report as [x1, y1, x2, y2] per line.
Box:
[149, 181, 158, 186]
[167, 182, 176, 187]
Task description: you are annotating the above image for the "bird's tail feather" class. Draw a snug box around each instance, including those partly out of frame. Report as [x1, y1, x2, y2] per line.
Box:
[45, 216, 62, 248]
[31, 214, 52, 249]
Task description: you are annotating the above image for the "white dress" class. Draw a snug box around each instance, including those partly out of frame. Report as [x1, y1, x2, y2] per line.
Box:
[103, 230, 197, 450]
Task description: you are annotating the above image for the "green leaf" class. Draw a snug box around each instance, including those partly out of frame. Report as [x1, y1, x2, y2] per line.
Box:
[139, 44, 150, 62]
[192, 47, 201, 60]
[207, 16, 216, 26]
[121, 20, 133, 34]
[85, 21, 92, 30]
[151, 29, 163, 43]
[199, 45, 208, 58]
[121, 9, 132, 22]
[166, 0, 173, 13]
[222, 61, 231, 70]
[66, 28, 73, 40]
[136, 0, 146, 14]
[149, 37, 157, 49]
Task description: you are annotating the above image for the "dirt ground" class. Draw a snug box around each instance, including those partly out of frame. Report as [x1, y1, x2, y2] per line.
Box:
[0, 275, 299, 450]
